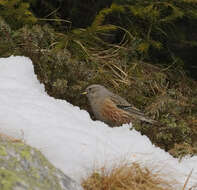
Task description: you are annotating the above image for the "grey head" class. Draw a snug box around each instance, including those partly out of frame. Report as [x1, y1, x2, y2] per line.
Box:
[84, 84, 110, 103]
[83, 84, 112, 122]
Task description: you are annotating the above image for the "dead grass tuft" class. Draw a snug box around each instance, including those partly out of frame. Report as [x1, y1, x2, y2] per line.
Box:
[82, 163, 175, 190]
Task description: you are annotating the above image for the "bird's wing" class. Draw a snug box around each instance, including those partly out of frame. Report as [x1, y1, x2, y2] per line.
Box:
[104, 96, 158, 125]
[109, 93, 145, 117]
[101, 98, 132, 126]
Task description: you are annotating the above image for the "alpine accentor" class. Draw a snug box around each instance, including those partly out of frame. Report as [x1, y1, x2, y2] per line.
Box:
[83, 84, 158, 127]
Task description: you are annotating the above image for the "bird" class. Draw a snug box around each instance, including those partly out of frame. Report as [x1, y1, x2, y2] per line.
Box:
[82, 84, 158, 127]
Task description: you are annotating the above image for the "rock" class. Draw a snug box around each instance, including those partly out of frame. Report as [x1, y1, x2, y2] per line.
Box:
[0, 136, 83, 190]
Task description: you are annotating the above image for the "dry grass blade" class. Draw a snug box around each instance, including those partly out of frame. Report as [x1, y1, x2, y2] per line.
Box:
[111, 63, 128, 78]
[182, 169, 193, 190]
[145, 95, 172, 118]
[107, 63, 130, 86]
[38, 18, 71, 23]
[73, 39, 90, 56]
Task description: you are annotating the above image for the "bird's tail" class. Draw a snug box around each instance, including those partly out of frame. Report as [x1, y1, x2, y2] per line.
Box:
[140, 117, 159, 126]
[125, 106, 160, 126]
[130, 113, 160, 126]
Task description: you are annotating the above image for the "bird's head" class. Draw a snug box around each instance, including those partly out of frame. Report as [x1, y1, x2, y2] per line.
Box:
[82, 84, 109, 101]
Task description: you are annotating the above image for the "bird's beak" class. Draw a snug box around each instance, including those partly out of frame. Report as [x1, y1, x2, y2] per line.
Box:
[81, 91, 87, 95]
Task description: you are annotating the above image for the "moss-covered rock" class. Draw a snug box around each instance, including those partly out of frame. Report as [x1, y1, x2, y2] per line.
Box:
[0, 136, 83, 190]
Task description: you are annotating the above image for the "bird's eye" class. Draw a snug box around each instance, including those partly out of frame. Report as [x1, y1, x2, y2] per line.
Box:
[88, 87, 95, 93]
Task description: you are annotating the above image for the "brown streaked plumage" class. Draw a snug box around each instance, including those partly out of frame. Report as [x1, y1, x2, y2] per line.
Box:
[83, 84, 158, 127]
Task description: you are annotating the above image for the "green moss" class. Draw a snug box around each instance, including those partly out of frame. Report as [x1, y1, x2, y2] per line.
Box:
[20, 148, 31, 160]
[0, 146, 7, 156]
[0, 138, 72, 190]
[0, 169, 24, 190]
[30, 167, 40, 180]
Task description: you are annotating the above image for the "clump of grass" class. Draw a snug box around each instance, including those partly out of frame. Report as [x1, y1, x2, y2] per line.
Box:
[82, 163, 175, 190]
